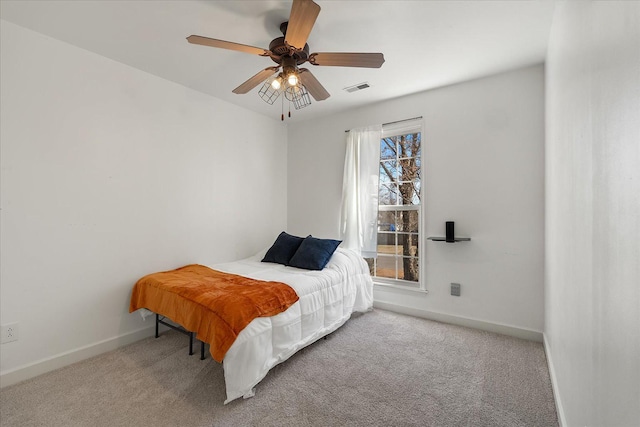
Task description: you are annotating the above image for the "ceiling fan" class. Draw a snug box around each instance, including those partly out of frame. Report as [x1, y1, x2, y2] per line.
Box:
[187, 0, 384, 117]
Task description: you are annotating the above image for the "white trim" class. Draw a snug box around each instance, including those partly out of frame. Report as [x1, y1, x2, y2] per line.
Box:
[382, 118, 423, 137]
[373, 301, 543, 342]
[543, 332, 567, 427]
[0, 326, 157, 388]
[378, 205, 419, 211]
[374, 281, 428, 294]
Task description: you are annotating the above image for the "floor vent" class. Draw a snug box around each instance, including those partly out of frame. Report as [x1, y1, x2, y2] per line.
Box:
[343, 82, 370, 93]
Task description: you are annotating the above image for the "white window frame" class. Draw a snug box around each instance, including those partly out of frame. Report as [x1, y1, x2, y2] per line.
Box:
[370, 119, 425, 291]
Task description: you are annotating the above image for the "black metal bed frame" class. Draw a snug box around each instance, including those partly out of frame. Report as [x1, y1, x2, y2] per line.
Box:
[154, 312, 330, 363]
[155, 313, 206, 360]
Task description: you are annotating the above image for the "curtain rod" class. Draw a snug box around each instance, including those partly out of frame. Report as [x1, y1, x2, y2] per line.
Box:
[344, 116, 422, 132]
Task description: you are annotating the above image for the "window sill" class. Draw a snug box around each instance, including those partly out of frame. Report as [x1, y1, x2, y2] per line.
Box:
[373, 281, 429, 294]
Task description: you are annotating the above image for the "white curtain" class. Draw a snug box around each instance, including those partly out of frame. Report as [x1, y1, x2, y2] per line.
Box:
[340, 125, 382, 258]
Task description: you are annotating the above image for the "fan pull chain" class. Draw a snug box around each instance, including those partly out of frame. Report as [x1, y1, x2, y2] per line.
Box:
[281, 92, 284, 121]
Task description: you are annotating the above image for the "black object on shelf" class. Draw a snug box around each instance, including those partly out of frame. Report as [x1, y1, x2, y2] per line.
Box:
[446, 221, 455, 242]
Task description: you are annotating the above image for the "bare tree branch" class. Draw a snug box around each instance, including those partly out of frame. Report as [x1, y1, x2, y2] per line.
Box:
[379, 161, 396, 185]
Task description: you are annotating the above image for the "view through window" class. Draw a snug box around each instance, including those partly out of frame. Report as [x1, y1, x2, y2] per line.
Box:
[365, 125, 422, 285]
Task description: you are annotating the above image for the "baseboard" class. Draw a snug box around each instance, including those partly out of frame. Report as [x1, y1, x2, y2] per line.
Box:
[543, 332, 567, 427]
[0, 326, 156, 389]
[373, 301, 543, 342]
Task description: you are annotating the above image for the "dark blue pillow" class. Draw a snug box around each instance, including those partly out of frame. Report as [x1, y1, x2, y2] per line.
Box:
[288, 236, 342, 270]
[262, 232, 305, 265]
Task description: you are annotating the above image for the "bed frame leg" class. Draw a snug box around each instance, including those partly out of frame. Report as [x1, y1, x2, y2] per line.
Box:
[189, 332, 194, 356]
[155, 313, 159, 338]
[200, 340, 205, 360]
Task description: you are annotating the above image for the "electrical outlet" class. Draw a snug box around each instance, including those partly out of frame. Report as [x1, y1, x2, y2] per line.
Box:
[451, 283, 461, 297]
[1, 323, 19, 344]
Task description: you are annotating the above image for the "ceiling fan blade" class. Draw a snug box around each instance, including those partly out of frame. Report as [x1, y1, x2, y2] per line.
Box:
[232, 67, 280, 94]
[298, 68, 330, 101]
[309, 52, 385, 68]
[187, 35, 269, 56]
[285, 0, 321, 50]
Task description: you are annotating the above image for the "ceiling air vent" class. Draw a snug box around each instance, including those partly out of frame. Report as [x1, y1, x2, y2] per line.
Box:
[343, 82, 370, 93]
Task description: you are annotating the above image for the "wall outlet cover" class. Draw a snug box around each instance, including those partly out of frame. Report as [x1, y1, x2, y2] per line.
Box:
[451, 283, 461, 297]
[1, 323, 19, 344]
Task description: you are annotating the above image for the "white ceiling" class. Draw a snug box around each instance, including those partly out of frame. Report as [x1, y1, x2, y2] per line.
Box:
[0, 0, 556, 123]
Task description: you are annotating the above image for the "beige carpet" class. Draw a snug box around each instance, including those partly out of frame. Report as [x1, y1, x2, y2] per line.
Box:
[0, 309, 558, 426]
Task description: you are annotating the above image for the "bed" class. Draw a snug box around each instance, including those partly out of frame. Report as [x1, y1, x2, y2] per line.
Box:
[131, 246, 373, 404]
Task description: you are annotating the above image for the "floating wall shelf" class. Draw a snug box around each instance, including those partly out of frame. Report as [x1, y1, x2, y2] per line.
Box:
[427, 237, 471, 242]
[429, 221, 471, 242]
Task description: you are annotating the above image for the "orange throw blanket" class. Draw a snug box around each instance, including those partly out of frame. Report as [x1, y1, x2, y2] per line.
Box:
[129, 264, 299, 362]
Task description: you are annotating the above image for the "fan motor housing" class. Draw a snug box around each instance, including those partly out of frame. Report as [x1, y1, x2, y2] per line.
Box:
[269, 37, 310, 64]
[269, 22, 310, 65]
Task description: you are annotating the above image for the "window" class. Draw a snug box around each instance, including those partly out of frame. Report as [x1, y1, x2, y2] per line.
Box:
[366, 123, 422, 287]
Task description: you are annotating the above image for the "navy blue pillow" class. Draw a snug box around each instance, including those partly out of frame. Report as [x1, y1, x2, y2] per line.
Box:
[262, 232, 305, 265]
[288, 236, 342, 271]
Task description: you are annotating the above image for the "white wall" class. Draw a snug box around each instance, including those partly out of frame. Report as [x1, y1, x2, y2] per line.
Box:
[545, 3, 640, 426]
[288, 65, 545, 335]
[0, 21, 287, 381]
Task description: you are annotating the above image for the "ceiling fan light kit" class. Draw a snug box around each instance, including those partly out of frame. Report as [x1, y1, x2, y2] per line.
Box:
[258, 73, 311, 107]
[187, 0, 385, 120]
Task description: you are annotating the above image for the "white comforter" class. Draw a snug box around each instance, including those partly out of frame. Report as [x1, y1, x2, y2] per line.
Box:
[212, 247, 373, 403]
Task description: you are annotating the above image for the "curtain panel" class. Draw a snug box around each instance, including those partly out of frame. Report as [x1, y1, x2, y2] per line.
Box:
[340, 125, 382, 258]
